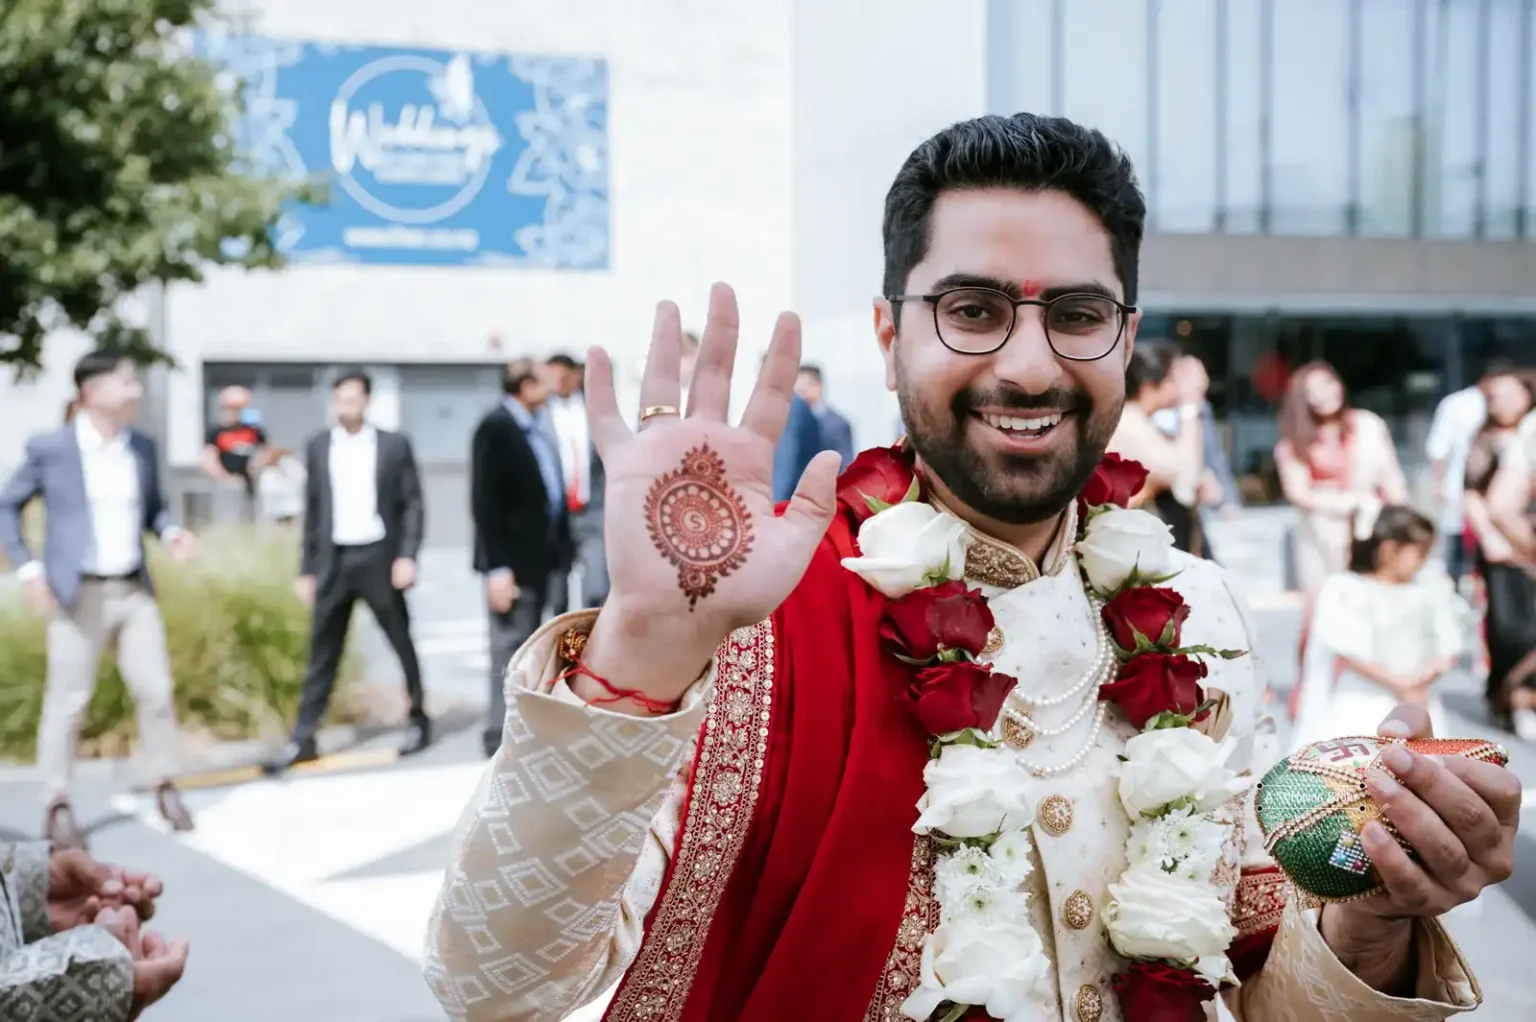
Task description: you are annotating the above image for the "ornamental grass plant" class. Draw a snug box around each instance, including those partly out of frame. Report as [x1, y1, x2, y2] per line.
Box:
[0, 524, 363, 762]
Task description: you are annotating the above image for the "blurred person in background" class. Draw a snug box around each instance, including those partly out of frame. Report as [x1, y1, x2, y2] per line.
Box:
[543, 353, 607, 609]
[471, 358, 569, 758]
[254, 445, 307, 526]
[1150, 364, 1242, 531]
[1274, 361, 1407, 719]
[771, 362, 825, 503]
[0, 841, 189, 1019]
[1427, 361, 1515, 589]
[201, 386, 265, 523]
[794, 363, 855, 466]
[0, 350, 197, 848]
[268, 369, 430, 772]
[1107, 340, 1210, 555]
[1461, 370, 1536, 732]
[1484, 400, 1536, 739]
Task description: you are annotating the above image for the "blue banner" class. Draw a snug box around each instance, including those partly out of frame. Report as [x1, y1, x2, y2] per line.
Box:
[196, 33, 610, 269]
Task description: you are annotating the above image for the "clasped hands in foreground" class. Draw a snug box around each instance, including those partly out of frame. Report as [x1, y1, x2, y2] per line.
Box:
[47, 847, 189, 1018]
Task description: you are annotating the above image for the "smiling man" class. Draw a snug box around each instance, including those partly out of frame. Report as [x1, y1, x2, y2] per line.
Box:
[425, 114, 1515, 1022]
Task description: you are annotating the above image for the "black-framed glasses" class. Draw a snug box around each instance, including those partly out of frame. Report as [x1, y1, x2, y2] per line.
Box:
[886, 287, 1135, 361]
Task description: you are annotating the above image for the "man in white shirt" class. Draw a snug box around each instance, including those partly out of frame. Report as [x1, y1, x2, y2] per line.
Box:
[1426, 364, 1512, 584]
[267, 370, 430, 772]
[543, 354, 607, 609]
[0, 350, 198, 848]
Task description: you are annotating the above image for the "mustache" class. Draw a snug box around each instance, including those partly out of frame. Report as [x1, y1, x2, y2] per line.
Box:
[956, 385, 1089, 414]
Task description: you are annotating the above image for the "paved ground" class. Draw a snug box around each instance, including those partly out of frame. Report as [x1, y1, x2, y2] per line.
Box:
[3, 534, 1535, 1021]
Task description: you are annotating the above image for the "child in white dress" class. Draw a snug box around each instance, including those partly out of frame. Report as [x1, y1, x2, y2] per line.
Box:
[1292, 504, 1473, 748]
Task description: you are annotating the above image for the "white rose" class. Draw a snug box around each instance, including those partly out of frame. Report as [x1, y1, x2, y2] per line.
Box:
[900, 918, 1051, 1022]
[1105, 865, 1237, 962]
[914, 745, 1035, 839]
[1124, 805, 1229, 883]
[841, 501, 970, 597]
[1119, 728, 1251, 819]
[1075, 506, 1176, 593]
[987, 828, 1037, 885]
[1195, 954, 1236, 989]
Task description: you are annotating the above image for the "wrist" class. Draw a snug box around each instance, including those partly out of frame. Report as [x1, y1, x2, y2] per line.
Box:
[1320, 902, 1417, 996]
[580, 600, 720, 710]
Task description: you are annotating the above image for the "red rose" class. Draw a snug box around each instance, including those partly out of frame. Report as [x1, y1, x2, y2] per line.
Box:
[881, 580, 996, 661]
[1081, 452, 1149, 509]
[837, 446, 918, 524]
[1102, 587, 1190, 652]
[1098, 653, 1208, 729]
[1111, 963, 1215, 1022]
[906, 660, 1017, 735]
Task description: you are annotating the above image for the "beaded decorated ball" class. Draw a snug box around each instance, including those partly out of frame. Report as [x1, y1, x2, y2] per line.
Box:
[1254, 736, 1509, 903]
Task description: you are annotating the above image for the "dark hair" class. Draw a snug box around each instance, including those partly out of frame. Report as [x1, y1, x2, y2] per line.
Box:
[1278, 361, 1349, 455]
[1349, 504, 1436, 573]
[797, 364, 824, 383]
[546, 353, 580, 370]
[502, 357, 539, 396]
[1125, 340, 1177, 396]
[333, 369, 372, 395]
[73, 349, 129, 390]
[882, 113, 1146, 316]
[1478, 359, 1517, 383]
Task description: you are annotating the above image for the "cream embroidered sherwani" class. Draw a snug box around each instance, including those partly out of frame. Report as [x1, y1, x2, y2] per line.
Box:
[424, 523, 1482, 1022]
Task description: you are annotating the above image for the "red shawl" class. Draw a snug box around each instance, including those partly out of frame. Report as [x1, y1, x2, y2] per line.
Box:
[603, 511, 930, 1022]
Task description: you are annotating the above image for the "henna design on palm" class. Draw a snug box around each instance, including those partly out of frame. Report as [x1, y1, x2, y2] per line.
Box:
[644, 443, 755, 608]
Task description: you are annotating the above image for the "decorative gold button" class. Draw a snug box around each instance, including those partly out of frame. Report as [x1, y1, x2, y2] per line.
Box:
[1002, 716, 1035, 749]
[1039, 794, 1074, 836]
[1063, 889, 1094, 930]
[981, 625, 1005, 656]
[1075, 983, 1104, 1022]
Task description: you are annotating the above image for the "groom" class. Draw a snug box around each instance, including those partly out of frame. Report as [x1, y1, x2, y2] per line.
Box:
[425, 114, 1517, 1022]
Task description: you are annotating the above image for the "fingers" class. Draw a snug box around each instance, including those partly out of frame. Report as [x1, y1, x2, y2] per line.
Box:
[1360, 821, 1450, 914]
[780, 450, 842, 547]
[584, 346, 631, 452]
[1442, 755, 1524, 829]
[1368, 765, 1475, 894]
[739, 311, 803, 441]
[638, 301, 684, 423]
[1377, 702, 1433, 738]
[685, 283, 741, 421]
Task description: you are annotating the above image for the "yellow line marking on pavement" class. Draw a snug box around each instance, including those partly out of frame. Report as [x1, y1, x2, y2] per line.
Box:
[163, 748, 401, 791]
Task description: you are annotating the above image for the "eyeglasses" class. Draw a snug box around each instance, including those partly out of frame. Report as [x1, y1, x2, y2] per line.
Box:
[886, 287, 1135, 361]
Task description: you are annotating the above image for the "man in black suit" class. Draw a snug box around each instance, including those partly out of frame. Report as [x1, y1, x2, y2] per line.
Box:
[267, 369, 430, 772]
[795, 364, 856, 465]
[472, 358, 569, 757]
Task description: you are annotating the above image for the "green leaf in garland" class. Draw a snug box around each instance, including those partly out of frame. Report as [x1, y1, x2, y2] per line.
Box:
[1145, 710, 1197, 730]
[862, 491, 894, 515]
[1157, 617, 1179, 647]
[900, 476, 922, 504]
[1175, 643, 1249, 661]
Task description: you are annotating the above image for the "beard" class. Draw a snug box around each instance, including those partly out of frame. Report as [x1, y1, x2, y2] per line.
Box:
[897, 372, 1121, 526]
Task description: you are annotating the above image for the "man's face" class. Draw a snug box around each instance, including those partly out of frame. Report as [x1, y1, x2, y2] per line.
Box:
[332, 380, 370, 428]
[522, 369, 554, 409]
[84, 360, 144, 419]
[547, 364, 579, 399]
[794, 371, 823, 407]
[875, 188, 1137, 525]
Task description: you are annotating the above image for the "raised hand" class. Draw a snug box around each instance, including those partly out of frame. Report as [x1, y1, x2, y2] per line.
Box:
[578, 284, 842, 709]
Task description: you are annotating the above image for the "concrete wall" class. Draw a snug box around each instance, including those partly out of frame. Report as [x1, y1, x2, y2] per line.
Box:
[160, 0, 796, 466]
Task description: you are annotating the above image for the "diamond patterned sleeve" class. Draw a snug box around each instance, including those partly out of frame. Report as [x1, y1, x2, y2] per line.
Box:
[1227, 897, 1479, 1019]
[422, 611, 711, 1022]
[4, 842, 51, 945]
[0, 925, 135, 1022]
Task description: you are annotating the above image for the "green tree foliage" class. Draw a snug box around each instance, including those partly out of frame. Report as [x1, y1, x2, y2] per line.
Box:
[0, 0, 314, 371]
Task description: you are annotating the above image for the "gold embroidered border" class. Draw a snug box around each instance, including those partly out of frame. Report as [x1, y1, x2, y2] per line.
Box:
[603, 620, 774, 1022]
[862, 836, 937, 1022]
[1232, 867, 1289, 939]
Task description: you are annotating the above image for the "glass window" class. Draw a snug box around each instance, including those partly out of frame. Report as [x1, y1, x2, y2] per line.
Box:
[1484, 0, 1526, 237]
[1269, 0, 1352, 234]
[1222, 0, 1266, 232]
[1358, 0, 1421, 236]
[1523, 0, 1536, 238]
[1152, 0, 1219, 231]
[1428, 0, 1483, 237]
[986, 0, 1058, 115]
[1461, 316, 1536, 375]
[1060, 0, 1150, 175]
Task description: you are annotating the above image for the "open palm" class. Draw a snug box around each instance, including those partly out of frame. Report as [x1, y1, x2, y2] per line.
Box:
[585, 283, 841, 645]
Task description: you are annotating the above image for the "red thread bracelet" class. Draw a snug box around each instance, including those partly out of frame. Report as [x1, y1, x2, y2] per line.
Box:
[560, 656, 682, 716]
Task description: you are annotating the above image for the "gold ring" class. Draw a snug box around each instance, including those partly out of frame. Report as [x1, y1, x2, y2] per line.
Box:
[639, 404, 681, 423]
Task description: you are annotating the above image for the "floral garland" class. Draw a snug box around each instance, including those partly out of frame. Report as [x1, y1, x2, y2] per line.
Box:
[836, 447, 1249, 1022]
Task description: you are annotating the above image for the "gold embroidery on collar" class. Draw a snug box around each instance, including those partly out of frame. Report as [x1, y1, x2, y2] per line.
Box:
[928, 499, 1079, 589]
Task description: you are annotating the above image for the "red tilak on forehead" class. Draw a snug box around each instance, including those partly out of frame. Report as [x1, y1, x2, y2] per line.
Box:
[1021, 279, 1042, 298]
